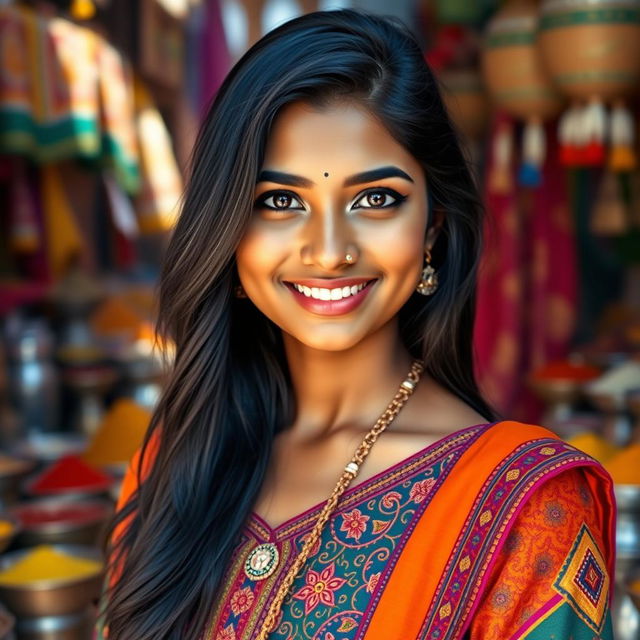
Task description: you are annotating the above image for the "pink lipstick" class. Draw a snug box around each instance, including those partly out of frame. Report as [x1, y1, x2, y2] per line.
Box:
[283, 277, 377, 316]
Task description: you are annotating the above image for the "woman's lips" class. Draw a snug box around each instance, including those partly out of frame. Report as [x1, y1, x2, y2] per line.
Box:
[283, 278, 377, 316]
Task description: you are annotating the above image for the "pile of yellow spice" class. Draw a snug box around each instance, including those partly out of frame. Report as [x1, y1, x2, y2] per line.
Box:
[0, 546, 102, 586]
[83, 398, 151, 467]
[567, 432, 640, 485]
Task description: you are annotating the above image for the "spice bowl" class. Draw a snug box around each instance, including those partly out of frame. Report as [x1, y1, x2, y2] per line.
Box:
[628, 574, 640, 613]
[0, 512, 20, 554]
[0, 455, 37, 505]
[615, 485, 640, 585]
[15, 607, 95, 640]
[22, 455, 116, 504]
[10, 498, 113, 547]
[10, 433, 88, 465]
[0, 544, 104, 617]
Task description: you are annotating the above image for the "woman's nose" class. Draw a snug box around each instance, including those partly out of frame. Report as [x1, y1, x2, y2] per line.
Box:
[300, 207, 353, 270]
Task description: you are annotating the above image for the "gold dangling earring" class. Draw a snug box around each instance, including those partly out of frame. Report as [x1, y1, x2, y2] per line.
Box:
[416, 249, 439, 296]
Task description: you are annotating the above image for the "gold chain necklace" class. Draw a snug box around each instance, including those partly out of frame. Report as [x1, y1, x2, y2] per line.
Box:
[248, 359, 424, 640]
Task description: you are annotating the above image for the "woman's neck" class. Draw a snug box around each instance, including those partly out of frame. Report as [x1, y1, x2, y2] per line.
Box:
[282, 318, 414, 442]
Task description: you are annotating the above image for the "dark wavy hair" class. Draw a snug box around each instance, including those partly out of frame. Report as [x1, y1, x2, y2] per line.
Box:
[101, 8, 499, 639]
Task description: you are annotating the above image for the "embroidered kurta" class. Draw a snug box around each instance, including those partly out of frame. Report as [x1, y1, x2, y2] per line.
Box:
[99, 421, 616, 640]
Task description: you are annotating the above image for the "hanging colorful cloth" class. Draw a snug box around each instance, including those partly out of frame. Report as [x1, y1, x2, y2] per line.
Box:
[103, 173, 138, 269]
[96, 38, 139, 194]
[9, 158, 40, 253]
[133, 77, 182, 234]
[475, 115, 577, 422]
[0, 6, 37, 156]
[36, 9, 101, 162]
[40, 164, 83, 278]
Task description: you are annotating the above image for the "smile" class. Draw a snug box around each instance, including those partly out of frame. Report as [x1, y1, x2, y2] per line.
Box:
[291, 282, 367, 300]
[283, 277, 377, 316]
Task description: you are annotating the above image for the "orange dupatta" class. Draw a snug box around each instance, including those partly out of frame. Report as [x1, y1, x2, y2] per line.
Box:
[362, 420, 615, 640]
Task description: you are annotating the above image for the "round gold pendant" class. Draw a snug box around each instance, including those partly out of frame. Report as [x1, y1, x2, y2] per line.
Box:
[245, 542, 279, 581]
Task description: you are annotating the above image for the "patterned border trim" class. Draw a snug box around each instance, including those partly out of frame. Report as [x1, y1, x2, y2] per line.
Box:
[418, 440, 598, 640]
[510, 594, 564, 640]
[246, 424, 490, 542]
[553, 523, 609, 633]
[354, 425, 490, 640]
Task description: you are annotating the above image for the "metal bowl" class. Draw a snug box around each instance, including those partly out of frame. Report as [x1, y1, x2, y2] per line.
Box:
[528, 377, 583, 405]
[9, 498, 113, 547]
[15, 607, 95, 640]
[0, 512, 20, 554]
[626, 564, 640, 612]
[10, 433, 87, 464]
[0, 544, 104, 617]
[0, 457, 37, 505]
[616, 485, 640, 512]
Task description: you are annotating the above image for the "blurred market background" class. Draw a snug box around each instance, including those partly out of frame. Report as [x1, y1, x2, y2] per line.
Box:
[0, 0, 639, 638]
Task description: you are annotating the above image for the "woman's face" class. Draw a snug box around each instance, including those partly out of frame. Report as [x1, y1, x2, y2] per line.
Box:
[235, 101, 430, 352]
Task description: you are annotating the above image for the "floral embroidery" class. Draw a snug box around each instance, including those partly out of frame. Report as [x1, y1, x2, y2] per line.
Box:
[366, 572, 381, 593]
[409, 478, 437, 503]
[292, 563, 347, 614]
[216, 624, 236, 640]
[544, 501, 567, 527]
[340, 508, 369, 541]
[229, 587, 254, 615]
[504, 529, 522, 553]
[338, 618, 358, 632]
[381, 490, 402, 508]
[491, 585, 512, 611]
[299, 531, 321, 557]
[534, 552, 554, 577]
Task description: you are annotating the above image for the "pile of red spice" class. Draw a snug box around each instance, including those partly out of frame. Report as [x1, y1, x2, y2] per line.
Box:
[12, 501, 110, 528]
[27, 455, 113, 496]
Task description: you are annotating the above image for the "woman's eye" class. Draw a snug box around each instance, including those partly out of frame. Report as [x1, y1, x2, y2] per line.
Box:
[353, 189, 406, 210]
[255, 191, 305, 211]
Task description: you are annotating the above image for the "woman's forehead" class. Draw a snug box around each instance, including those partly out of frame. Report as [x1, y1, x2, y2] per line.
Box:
[261, 101, 422, 181]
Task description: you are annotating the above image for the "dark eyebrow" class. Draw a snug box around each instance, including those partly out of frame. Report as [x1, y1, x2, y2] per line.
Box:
[257, 170, 314, 188]
[256, 165, 414, 189]
[343, 166, 414, 187]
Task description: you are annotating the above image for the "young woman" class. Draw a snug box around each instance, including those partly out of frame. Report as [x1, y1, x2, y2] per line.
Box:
[97, 9, 615, 640]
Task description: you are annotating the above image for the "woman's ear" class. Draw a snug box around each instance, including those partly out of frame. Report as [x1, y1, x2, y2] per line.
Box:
[425, 208, 445, 252]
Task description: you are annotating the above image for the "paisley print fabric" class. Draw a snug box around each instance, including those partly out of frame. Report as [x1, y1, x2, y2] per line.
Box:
[469, 467, 613, 639]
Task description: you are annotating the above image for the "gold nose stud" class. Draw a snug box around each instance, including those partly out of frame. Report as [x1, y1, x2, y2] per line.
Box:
[345, 253, 354, 264]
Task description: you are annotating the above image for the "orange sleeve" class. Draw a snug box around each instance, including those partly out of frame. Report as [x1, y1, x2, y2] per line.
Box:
[109, 429, 161, 584]
[469, 467, 611, 639]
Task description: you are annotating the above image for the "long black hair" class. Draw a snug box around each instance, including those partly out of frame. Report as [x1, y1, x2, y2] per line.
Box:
[101, 9, 500, 639]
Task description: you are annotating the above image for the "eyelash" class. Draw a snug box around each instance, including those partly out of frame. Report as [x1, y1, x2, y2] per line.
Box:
[254, 188, 408, 213]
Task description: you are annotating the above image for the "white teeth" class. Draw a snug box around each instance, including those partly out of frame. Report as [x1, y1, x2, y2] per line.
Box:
[291, 281, 370, 300]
